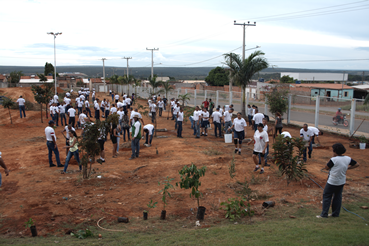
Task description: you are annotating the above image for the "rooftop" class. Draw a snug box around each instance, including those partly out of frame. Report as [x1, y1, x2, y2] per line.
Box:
[294, 83, 353, 90]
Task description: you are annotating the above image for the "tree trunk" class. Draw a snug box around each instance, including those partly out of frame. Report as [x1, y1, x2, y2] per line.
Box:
[242, 85, 246, 118]
[40, 104, 43, 123]
[8, 108, 12, 124]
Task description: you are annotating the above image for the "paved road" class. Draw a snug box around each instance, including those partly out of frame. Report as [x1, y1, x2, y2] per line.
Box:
[290, 104, 369, 117]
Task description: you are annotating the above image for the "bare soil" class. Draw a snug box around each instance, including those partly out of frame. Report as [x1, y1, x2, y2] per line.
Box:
[0, 89, 368, 238]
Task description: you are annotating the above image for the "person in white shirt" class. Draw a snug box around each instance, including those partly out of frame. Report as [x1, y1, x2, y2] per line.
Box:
[258, 118, 272, 166]
[77, 99, 83, 115]
[78, 110, 87, 129]
[92, 91, 96, 103]
[223, 108, 234, 134]
[117, 107, 125, 128]
[281, 131, 292, 138]
[308, 126, 323, 145]
[224, 105, 230, 112]
[170, 99, 176, 120]
[157, 99, 164, 117]
[101, 99, 106, 118]
[66, 92, 70, 97]
[252, 108, 264, 132]
[150, 102, 157, 124]
[125, 97, 132, 109]
[218, 105, 223, 115]
[143, 124, 155, 147]
[317, 143, 359, 218]
[229, 112, 247, 155]
[61, 124, 76, 156]
[248, 123, 269, 174]
[114, 93, 120, 104]
[110, 104, 117, 114]
[193, 106, 201, 138]
[80, 94, 85, 102]
[53, 103, 60, 126]
[16, 96, 26, 118]
[85, 100, 92, 117]
[45, 120, 63, 167]
[117, 101, 123, 109]
[67, 106, 76, 128]
[211, 108, 222, 138]
[247, 104, 253, 126]
[130, 108, 144, 125]
[300, 124, 313, 162]
[59, 102, 67, 126]
[123, 93, 127, 100]
[177, 107, 184, 138]
[104, 100, 110, 118]
[94, 99, 100, 121]
[53, 94, 59, 104]
[201, 108, 210, 136]
[173, 102, 181, 130]
[130, 115, 142, 160]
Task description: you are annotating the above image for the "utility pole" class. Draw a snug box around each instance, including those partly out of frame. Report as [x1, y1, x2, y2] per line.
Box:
[146, 48, 159, 78]
[234, 21, 256, 61]
[101, 58, 107, 92]
[123, 57, 132, 78]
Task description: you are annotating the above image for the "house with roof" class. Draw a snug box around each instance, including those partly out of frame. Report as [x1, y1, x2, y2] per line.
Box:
[19, 75, 54, 86]
[292, 83, 354, 101]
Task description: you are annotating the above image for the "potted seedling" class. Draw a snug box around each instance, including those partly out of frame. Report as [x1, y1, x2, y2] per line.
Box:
[176, 163, 207, 220]
[359, 135, 368, 149]
[143, 199, 158, 220]
[158, 176, 174, 220]
[25, 218, 37, 237]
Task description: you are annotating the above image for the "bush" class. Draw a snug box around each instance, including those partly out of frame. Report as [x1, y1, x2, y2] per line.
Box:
[265, 86, 289, 116]
[220, 198, 249, 221]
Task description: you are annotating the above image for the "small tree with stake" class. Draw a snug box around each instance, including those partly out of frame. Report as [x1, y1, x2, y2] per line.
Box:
[176, 163, 206, 219]
[31, 83, 53, 123]
[178, 93, 190, 107]
[2, 97, 15, 124]
[158, 176, 174, 219]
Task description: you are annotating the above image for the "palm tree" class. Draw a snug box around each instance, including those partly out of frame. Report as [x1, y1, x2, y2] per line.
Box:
[148, 75, 163, 94]
[224, 51, 269, 117]
[109, 75, 119, 84]
[178, 93, 190, 107]
[162, 81, 174, 100]
[132, 77, 142, 99]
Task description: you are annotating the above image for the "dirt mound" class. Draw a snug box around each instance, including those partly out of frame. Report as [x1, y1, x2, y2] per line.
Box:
[0, 87, 38, 103]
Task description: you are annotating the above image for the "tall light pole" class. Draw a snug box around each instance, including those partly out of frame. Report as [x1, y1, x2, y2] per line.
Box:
[234, 21, 256, 61]
[47, 32, 62, 94]
[146, 48, 159, 78]
[101, 58, 107, 92]
[123, 57, 132, 78]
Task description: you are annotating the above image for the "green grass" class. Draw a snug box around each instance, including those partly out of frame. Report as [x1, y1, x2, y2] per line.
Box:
[1, 201, 368, 246]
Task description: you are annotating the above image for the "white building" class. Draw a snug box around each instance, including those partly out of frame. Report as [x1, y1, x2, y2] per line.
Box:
[281, 73, 348, 82]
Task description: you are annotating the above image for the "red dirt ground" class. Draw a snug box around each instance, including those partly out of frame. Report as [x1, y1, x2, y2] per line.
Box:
[0, 89, 368, 237]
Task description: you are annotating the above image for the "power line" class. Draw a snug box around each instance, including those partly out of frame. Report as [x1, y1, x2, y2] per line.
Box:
[269, 58, 369, 62]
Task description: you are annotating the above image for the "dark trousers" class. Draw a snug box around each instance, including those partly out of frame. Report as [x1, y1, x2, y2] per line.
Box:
[145, 129, 155, 144]
[320, 183, 344, 217]
[95, 110, 100, 121]
[69, 117, 75, 128]
[54, 114, 59, 126]
[19, 105, 26, 118]
[123, 127, 130, 141]
[214, 122, 222, 137]
[151, 112, 156, 123]
[105, 110, 110, 118]
[86, 108, 92, 117]
[275, 127, 283, 135]
[303, 141, 313, 161]
[78, 107, 82, 115]
[159, 107, 163, 116]
[174, 115, 178, 129]
[131, 138, 140, 158]
[46, 141, 62, 167]
[171, 108, 174, 120]
[248, 115, 252, 125]
[177, 121, 183, 137]
[60, 113, 67, 126]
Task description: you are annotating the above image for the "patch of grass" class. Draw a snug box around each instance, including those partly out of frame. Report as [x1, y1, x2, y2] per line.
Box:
[202, 149, 223, 156]
[212, 171, 218, 175]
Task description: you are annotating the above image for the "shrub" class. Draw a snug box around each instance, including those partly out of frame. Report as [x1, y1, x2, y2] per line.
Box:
[264, 86, 289, 116]
[220, 198, 248, 221]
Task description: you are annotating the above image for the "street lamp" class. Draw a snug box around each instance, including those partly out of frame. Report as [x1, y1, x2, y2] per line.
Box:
[47, 32, 62, 95]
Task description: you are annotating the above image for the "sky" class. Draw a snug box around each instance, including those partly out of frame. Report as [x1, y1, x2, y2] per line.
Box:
[1, 0, 369, 70]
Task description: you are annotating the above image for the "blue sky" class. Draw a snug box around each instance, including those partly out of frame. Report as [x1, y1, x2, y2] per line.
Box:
[0, 0, 368, 70]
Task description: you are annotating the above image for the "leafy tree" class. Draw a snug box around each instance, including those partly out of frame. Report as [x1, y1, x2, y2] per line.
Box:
[148, 75, 162, 93]
[109, 75, 119, 84]
[76, 80, 84, 87]
[31, 83, 54, 122]
[280, 75, 294, 84]
[364, 94, 369, 105]
[264, 85, 289, 116]
[162, 81, 174, 99]
[158, 176, 175, 211]
[9, 71, 24, 85]
[178, 93, 190, 107]
[44, 62, 54, 76]
[37, 74, 48, 83]
[205, 66, 229, 86]
[2, 97, 15, 124]
[224, 51, 269, 117]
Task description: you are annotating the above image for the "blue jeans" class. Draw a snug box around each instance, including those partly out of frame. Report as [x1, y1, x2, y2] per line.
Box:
[174, 116, 178, 129]
[303, 141, 313, 161]
[86, 107, 92, 117]
[64, 150, 81, 172]
[194, 121, 200, 137]
[248, 115, 252, 125]
[190, 117, 194, 129]
[123, 127, 130, 141]
[145, 129, 155, 144]
[177, 121, 183, 137]
[214, 122, 221, 137]
[54, 113, 59, 126]
[105, 110, 110, 118]
[224, 121, 232, 133]
[320, 183, 344, 217]
[47, 141, 62, 167]
[78, 107, 82, 115]
[19, 105, 26, 118]
[258, 145, 269, 164]
[60, 113, 67, 126]
[117, 132, 120, 152]
[0, 172, 2, 187]
[131, 138, 140, 158]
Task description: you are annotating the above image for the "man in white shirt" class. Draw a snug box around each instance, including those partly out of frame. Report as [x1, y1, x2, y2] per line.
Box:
[94, 99, 100, 121]
[67, 106, 76, 128]
[59, 102, 67, 126]
[100, 99, 106, 118]
[78, 110, 87, 129]
[300, 124, 313, 162]
[223, 108, 234, 134]
[248, 123, 269, 174]
[92, 91, 96, 103]
[53, 93, 59, 104]
[45, 120, 63, 167]
[125, 97, 132, 109]
[117, 101, 123, 110]
[80, 94, 85, 102]
[110, 104, 117, 114]
[177, 107, 184, 138]
[77, 99, 83, 115]
[211, 107, 222, 138]
[259, 118, 272, 166]
[247, 104, 253, 126]
[170, 99, 176, 120]
[252, 108, 264, 132]
[114, 93, 120, 104]
[130, 115, 142, 160]
[53, 103, 60, 127]
[150, 102, 157, 124]
[201, 108, 210, 136]
[16, 96, 26, 118]
[157, 99, 164, 117]
[173, 102, 180, 130]
[281, 131, 292, 138]
[143, 124, 155, 147]
[85, 100, 92, 117]
[104, 100, 110, 118]
[308, 126, 323, 145]
[66, 92, 70, 97]
[193, 106, 201, 138]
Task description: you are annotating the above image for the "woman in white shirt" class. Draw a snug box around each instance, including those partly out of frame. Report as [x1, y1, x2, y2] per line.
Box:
[105, 100, 110, 118]
[229, 112, 247, 155]
[62, 130, 81, 174]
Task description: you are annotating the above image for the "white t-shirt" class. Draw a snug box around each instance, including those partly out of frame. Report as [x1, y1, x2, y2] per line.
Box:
[17, 98, 25, 106]
[68, 108, 76, 117]
[177, 111, 184, 121]
[59, 105, 65, 114]
[101, 101, 105, 108]
[50, 106, 56, 114]
[115, 94, 120, 100]
[79, 113, 87, 125]
[158, 101, 164, 108]
[76, 97, 80, 103]
[94, 102, 100, 110]
[123, 94, 127, 99]
[193, 110, 200, 121]
[247, 107, 253, 115]
[281, 131, 292, 138]
[66, 92, 70, 97]
[64, 98, 71, 105]
[224, 105, 230, 111]
[144, 124, 154, 135]
[117, 110, 125, 120]
[223, 111, 232, 122]
[45, 126, 56, 141]
[110, 107, 117, 114]
[150, 104, 157, 112]
[263, 124, 268, 132]
[170, 101, 175, 108]
[327, 156, 357, 186]
[77, 101, 83, 107]
[201, 111, 209, 121]
[53, 95, 59, 103]
[233, 118, 247, 132]
[85, 101, 89, 108]
[219, 108, 223, 115]
[252, 113, 264, 125]
[105, 102, 110, 110]
[80, 95, 85, 101]
[308, 126, 320, 136]
[125, 98, 131, 105]
[300, 128, 313, 141]
[253, 130, 269, 153]
[54, 106, 59, 114]
[211, 111, 222, 123]
[252, 109, 255, 116]
[173, 105, 180, 115]
[64, 126, 75, 139]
